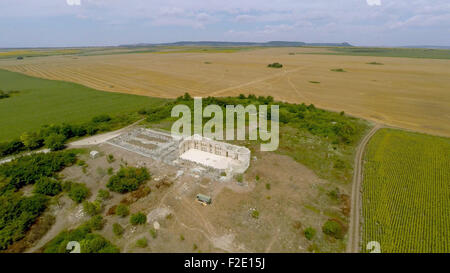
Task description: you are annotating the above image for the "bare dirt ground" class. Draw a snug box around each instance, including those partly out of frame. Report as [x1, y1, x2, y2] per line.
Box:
[27, 141, 349, 253]
[1, 47, 449, 137]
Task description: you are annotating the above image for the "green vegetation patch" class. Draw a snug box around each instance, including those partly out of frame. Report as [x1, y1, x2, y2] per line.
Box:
[0, 151, 76, 192]
[107, 167, 150, 193]
[362, 128, 450, 253]
[43, 216, 119, 253]
[0, 193, 48, 250]
[267, 62, 283, 68]
[130, 212, 147, 225]
[63, 181, 90, 203]
[0, 69, 165, 142]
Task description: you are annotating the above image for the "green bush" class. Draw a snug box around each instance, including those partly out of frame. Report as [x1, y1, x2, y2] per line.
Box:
[251, 210, 259, 219]
[304, 227, 316, 240]
[96, 189, 110, 201]
[149, 228, 157, 239]
[322, 220, 344, 239]
[33, 177, 62, 196]
[65, 182, 89, 203]
[115, 204, 129, 217]
[20, 132, 44, 150]
[43, 217, 118, 253]
[113, 223, 124, 237]
[268, 62, 283, 68]
[83, 200, 103, 216]
[44, 133, 66, 151]
[107, 154, 115, 163]
[136, 237, 148, 248]
[107, 167, 150, 193]
[86, 215, 104, 231]
[130, 212, 147, 225]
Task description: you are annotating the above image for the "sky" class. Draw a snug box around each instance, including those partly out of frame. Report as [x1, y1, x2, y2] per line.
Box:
[0, 0, 449, 47]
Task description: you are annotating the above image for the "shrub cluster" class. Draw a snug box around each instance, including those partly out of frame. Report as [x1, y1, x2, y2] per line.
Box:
[115, 204, 130, 217]
[63, 181, 90, 203]
[107, 167, 150, 193]
[322, 220, 344, 239]
[0, 151, 80, 250]
[0, 151, 76, 192]
[267, 62, 283, 68]
[0, 193, 48, 250]
[33, 177, 62, 196]
[130, 212, 147, 225]
[43, 216, 119, 253]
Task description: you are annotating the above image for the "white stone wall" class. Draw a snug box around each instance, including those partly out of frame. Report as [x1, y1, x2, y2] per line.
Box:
[179, 135, 250, 173]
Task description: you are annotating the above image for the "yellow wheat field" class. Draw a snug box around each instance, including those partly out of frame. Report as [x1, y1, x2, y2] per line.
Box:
[0, 47, 449, 137]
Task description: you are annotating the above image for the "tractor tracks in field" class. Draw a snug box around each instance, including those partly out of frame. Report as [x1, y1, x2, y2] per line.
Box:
[347, 124, 383, 253]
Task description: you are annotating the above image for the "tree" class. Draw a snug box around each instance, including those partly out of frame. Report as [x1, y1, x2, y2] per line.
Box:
[45, 133, 66, 151]
[20, 132, 43, 150]
[65, 182, 90, 203]
[322, 220, 343, 239]
[96, 189, 110, 201]
[112, 223, 124, 237]
[83, 200, 103, 216]
[115, 204, 129, 217]
[130, 212, 147, 225]
[33, 177, 62, 196]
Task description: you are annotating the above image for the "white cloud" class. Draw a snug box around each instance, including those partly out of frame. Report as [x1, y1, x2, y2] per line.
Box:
[366, 0, 381, 6]
[66, 0, 81, 6]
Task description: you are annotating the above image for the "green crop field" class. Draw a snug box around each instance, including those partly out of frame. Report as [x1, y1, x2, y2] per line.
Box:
[362, 128, 450, 253]
[304, 47, 450, 59]
[0, 69, 165, 141]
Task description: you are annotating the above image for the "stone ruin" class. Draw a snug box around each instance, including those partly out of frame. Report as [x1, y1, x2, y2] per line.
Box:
[107, 128, 250, 174]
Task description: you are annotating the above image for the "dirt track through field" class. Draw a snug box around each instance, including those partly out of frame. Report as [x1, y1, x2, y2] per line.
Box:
[347, 124, 382, 253]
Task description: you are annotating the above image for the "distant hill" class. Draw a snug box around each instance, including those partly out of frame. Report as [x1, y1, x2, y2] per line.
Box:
[120, 41, 353, 47]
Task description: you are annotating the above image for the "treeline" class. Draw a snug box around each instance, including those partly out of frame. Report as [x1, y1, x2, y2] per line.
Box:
[0, 151, 78, 250]
[0, 113, 136, 158]
[140, 93, 365, 145]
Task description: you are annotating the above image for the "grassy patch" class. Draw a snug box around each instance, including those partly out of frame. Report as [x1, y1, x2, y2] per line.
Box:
[0, 69, 165, 141]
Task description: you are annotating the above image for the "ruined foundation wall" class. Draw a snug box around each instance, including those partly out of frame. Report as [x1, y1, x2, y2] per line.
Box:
[179, 135, 251, 173]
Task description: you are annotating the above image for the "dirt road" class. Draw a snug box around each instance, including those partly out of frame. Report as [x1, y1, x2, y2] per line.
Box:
[68, 118, 144, 147]
[346, 124, 382, 253]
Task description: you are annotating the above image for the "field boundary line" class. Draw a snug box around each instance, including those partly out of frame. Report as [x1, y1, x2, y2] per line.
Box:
[347, 123, 382, 253]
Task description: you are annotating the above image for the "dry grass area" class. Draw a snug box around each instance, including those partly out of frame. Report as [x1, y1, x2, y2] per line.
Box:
[1, 47, 449, 136]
